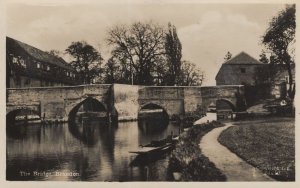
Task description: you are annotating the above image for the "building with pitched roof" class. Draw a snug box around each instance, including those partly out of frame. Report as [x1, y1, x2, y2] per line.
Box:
[6, 37, 79, 88]
[216, 51, 295, 101]
[215, 51, 266, 86]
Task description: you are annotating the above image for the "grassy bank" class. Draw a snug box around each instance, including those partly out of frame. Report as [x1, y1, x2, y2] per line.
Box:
[218, 117, 295, 181]
[168, 121, 226, 181]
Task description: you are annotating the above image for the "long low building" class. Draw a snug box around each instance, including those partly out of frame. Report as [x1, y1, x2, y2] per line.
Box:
[6, 37, 79, 88]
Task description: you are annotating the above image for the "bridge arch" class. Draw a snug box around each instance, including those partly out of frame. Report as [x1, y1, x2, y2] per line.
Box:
[137, 103, 169, 133]
[68, 97, 108, 123]
[216, 99, 236, 111]
[138, 103, 169, 119]
[6, 108, 41, 125]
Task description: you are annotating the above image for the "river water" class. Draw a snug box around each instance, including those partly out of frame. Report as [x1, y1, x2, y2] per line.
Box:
[6, 117, 182, 181]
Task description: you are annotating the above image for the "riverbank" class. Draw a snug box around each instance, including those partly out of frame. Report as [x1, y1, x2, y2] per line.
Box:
[167, 121, 226, 181]
[218, 117, 295, 181]
[201, 123, 274, 181]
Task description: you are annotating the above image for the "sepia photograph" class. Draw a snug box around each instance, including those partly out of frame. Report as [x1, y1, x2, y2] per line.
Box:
[4, 0, 296, 183]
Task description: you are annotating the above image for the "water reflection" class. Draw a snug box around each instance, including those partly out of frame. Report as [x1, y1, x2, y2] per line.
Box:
[137, 117, 169, 134]
[68, 119, 112, 147]
[7, 115, 180, 181]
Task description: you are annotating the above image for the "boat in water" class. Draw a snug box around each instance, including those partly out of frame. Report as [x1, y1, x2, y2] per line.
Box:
[129, 135, 178, 166]
[14, 115, 41, 126]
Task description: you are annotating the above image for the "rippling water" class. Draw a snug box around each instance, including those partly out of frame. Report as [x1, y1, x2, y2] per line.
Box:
[7, 118, 181, 181]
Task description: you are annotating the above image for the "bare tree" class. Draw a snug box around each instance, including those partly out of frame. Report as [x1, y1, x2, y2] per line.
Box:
[107, 21, 165, 85]
[179, 61, 204, 86]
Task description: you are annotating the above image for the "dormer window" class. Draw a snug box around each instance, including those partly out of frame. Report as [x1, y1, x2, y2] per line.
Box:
[240, 68, 246, 73]
[285, 76, 289, 83]
[13, 57, 18, 63]
[20, 59, 26, 68]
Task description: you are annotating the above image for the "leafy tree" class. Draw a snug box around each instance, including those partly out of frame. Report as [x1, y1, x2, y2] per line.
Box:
[65, 41, 103, 84]
[259, 50, 269, 64]
[224, 51, 232, 61]
[165, 23, 182, 85]
[262, 4, 295, 99]
[107, 21, 165, 85]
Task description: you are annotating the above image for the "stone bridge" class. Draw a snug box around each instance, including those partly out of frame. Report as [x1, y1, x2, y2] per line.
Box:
[6, 84, 246, 122]
[7, 84, 114, 122]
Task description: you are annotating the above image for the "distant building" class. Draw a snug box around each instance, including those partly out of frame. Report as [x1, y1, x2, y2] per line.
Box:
[215, 51, 295, 99]
[269, 64, 295, 98]
[215, 52, 265, 86]
[6, 37, 79, 88]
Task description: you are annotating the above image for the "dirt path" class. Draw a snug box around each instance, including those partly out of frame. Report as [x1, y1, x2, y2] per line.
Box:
[199, 123, 274, 181]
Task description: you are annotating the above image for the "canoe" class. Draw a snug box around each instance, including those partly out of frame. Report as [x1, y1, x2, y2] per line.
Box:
[129, 143, 173, 155]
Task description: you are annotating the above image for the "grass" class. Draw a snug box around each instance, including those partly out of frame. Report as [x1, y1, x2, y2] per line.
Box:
[168, 121, 226, 181]
[218, 117, 295, 181]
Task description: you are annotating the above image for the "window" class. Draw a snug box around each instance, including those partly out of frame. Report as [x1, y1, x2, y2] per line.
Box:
[13, 57, 18, 64]
[47, 65, 50, 71]
[37, 62, 41, 69]
[15, 76, 21, 87]
[66, 72, 69, 76]
[20, 59, 26, 68]
[25, 78, 31, 86]
[285, 76, 289, 83]
[240, 68, 246, 73]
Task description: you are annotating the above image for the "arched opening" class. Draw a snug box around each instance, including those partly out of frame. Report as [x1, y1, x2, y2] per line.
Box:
[68, 97, 108, 124]
[216, 99, 235, 120]
[7, 108, 41, 125]
[137, 103, 169, 134]
[6, 108, 41, 139]
[68, 97, 109, 146]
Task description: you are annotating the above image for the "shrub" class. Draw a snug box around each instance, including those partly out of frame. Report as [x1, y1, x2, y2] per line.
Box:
[168, 121, 226, 181]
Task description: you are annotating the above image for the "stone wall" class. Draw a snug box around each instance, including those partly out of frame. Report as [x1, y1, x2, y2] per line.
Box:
[113, 84, 142, 121]
[201, 85, 245, 111]
[7, 84, 112, 121]
[7, 84, 246, 122]
[183, 87, 202, 114]
[216, 64, 264, 86]
[138, 86, 185, 118]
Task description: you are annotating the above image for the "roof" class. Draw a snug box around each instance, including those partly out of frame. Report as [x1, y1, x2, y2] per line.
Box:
[215, 51, 263, 81]
[7, 37, 74, 71]
[223, 51, 262, 65]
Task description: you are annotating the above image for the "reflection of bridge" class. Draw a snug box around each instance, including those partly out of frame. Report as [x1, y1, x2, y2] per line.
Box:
[7, 84, 246, 122]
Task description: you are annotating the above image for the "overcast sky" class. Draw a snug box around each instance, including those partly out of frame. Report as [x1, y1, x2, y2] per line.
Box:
[6, 1, 286, 85]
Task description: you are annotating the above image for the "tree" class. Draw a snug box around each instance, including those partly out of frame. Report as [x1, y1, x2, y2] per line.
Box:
[107, 21, 165, 85]
[47, 50, 62, 58]
[103, 57, 125, 84]
[65, 41, 103, 84]
[165, 23, 182, 85]
[179, 61, 204, 86]
[262, 4, 295, 99]
[224, 51, 232, 61]
[259, 50, 269, 64]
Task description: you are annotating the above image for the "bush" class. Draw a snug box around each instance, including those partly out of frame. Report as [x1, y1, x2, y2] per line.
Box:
[168, 121, 226, 181]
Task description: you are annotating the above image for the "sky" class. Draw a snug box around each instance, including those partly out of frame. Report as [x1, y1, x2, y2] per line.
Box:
[6, 1, 287, 86]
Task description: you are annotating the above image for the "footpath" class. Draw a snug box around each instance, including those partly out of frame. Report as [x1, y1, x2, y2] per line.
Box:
[199, 123, 274, 181]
